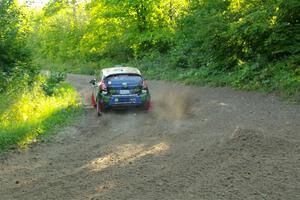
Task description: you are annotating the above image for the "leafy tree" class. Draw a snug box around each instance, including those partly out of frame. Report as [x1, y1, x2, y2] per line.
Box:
[27, 0, 299, 95]
[0, 0, 33, 92]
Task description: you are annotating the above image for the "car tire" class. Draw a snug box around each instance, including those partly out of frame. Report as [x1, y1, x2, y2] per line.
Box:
[96, 102, 102, 116]
[96, 100, 105, 117]
[144, 100, 151, 111]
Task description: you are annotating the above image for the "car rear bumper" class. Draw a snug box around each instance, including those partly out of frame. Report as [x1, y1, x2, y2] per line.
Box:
[103, 94, 150, 108]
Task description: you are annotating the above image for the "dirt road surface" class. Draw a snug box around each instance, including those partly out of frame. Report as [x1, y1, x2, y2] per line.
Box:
[1, 74, 300, 200]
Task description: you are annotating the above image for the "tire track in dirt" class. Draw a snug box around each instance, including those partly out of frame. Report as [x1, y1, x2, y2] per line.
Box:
[0, 74, 299, 200]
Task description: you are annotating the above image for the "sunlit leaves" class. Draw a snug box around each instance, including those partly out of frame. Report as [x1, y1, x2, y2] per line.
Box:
[32, 2, 88, 61]
[27, 0, 299, 97]
[43, 0, 69, 16]
[30, 0, 190, 62]
[0, 0, 34, 93]
[0, 75, 81, 149]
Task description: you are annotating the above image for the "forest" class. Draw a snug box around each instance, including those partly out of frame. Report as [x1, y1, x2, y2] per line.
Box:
[31, 0, 300, 95]
[0, 0, 299, 149]
[2, 0, 299, 95]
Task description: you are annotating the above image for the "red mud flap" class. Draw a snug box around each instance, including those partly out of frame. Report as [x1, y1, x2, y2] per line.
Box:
[91, 94, 96, 108]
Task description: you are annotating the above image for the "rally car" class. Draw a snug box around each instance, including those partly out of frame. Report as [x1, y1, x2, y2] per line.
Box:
[90, 66, 151, 116]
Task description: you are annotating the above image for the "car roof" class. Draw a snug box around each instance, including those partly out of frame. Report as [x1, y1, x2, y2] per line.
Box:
[101, 67, 141, 78]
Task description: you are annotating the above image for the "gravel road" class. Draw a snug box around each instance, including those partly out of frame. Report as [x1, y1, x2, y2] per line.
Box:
[0, 74, 299, 200]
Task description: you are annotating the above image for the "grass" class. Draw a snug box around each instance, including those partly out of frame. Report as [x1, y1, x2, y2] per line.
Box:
[0, 77, 83, 151]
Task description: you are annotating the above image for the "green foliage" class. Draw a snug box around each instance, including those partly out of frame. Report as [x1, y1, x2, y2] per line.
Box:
[42, 71, 66, 95]
[29, 0, 188, 62]
[0, 75, 82, 150]
[152, 0, 299, 97]
[36, 58, 113, 75]
[0, 1, 83, 151]
[43, 0, 69, 16]
[26, 0, 299, 97]
[0, 0, 35, 93]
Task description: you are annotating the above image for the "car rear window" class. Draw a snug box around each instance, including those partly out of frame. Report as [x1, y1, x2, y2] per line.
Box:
[105, 74, 142, 82]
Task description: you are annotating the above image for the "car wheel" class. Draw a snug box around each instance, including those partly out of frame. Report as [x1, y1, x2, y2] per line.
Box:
[96, 100, 105, 117]
[96, 101, 102, 116]
[144, 100, 152, 111]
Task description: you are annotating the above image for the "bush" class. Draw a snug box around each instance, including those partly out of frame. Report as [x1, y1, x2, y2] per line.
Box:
[0, 0, 34, 93]
[42, 71, 66, 95]
[0, 74, 82, 150]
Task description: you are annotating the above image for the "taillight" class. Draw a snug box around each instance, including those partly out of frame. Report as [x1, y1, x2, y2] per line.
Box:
[99, 80, 107, 91]
[141, 80, 148, 93]
[142, 80, 148, 89]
